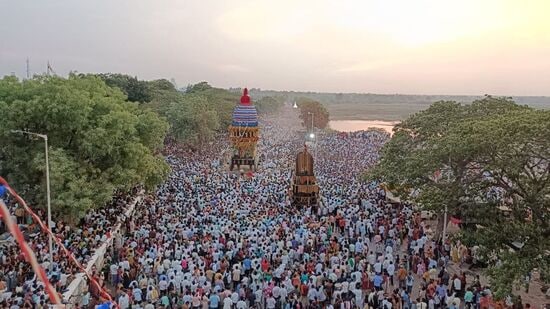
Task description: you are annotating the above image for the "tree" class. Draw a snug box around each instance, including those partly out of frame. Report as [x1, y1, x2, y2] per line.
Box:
[187, 83, 239, 128]
[367, 96, 549, 298]
[255, 96, 284, 114]
[95, 73, 152, 103]
[297, 98, 330, 129]
[186, 81, 212, 93]
[143, 81, 236, 145]
[451, 109, 550, 297]
[0, 74, 169, 221]
[165, 95, 220, 147]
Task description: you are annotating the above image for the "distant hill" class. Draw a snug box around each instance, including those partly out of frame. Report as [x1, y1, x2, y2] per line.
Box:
[240, 89, 550, 121]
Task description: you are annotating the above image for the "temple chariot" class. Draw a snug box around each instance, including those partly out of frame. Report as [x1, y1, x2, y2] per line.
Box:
[228, 88, 259, 171]
[290, 145, 319, 211]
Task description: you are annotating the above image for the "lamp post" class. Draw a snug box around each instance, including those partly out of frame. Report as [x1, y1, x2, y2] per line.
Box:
[11, 130, 53, 269]
[442, 204, 448, 244]
[307, 112, 314, 133]
[307, 112, 317, 157]
[442, 157, 451, 246]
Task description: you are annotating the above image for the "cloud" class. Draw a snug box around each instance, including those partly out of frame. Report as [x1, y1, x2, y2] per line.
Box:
[217, 64, 250, 73]
[216, 0, 325, 42]
[2, 0, 550, 95]
[336, 59, 395, 73]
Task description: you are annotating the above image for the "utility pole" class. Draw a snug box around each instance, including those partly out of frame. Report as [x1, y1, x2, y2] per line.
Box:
[26, 58, 30, 79]
[307, 112, 317, 157]
[44, 135, 52, 266]
[442, 157, 451, 245]
[11, 130, 54, 269]
[308, 112, 314, 133]
[442, 204, 448, 244]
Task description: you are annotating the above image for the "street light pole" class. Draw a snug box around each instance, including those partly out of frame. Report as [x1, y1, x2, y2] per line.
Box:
[442, 157, 451, 246]
[442, 205, 448, 244]
[307, 112, 317, 157]
[44, 135, 53, 266]
[11, 130, 54, 269]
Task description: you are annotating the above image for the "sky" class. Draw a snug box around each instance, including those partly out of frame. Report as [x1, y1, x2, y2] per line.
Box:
[1, 0, 549, 95]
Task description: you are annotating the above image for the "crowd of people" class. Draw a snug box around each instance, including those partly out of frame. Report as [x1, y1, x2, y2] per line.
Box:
[82, 110, 509, 309]
[0, 188, 140, 308]
[0, 108, 533, 308]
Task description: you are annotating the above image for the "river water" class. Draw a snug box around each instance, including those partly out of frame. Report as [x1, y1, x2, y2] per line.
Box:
[329, 120, 399, 134]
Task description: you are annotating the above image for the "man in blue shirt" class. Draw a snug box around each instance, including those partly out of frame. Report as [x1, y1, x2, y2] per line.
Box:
[209, 292, 220, 309]
[243, 257, 252, 276]
[436, 283, 447, 304]
[401, 290, 411, 309]
[406, 272, 414, 294]
[96, 302, 112, 309]
[0, 185, 6, 198]
[373, 273, 384, 291]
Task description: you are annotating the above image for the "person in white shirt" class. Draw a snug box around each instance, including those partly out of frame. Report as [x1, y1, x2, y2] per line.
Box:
[232, 268, 241, 288]
[223, 295, 233, 309]
[254, 288, 263, 307]
[266, 295, 277, 309]
[374, 261, 382, 274]
[341, 281, 349, 295]
[110, 264, 119, 285]
[231, 291, 239, 304]
[453, 276, 462, 297]
[159, 278, 168, 295]
[382, 298, 392, 309]
[352, 285, 363, 308]
[236, 299, 248, 309]
[428, 297, 436, 309]
[133, 287, 143, 303]
[118, 291, 130, 309]
[307, 286, 317, 302]
[386, 261, 395, 286]
[417, 299, 428, 309]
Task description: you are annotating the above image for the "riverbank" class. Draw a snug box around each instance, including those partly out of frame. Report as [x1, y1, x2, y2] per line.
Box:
[329, 119, 399, 134]
[326, 102, 422, 122]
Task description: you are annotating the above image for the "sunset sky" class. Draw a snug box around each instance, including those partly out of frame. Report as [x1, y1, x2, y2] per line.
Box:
[1, 0, 549, 95]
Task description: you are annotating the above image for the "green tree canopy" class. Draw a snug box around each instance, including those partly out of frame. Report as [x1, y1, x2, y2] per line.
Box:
[255, 96, 284, 114]
[95, 73, 153, 103]
[367, 96, 549, 298]
[165, 95, 220, 148]
[186, 81, 212, 93]
[145, 81, 238, 145]
[188, 83, 239, 129]
[0, 74, 169, 221]
[297, 98, 330, 129]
